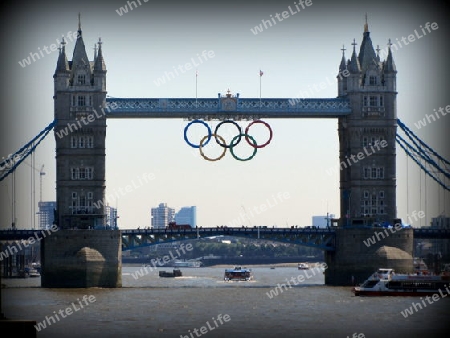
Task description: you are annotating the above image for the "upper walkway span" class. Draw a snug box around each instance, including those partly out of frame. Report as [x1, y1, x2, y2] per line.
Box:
[105, 97, 352, 119]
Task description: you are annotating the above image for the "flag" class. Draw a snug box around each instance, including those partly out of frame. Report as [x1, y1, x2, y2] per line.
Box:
[260, 70, 263, 77]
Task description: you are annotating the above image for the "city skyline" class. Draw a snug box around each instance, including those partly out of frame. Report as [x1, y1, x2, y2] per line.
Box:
[0, 0, 449, 230]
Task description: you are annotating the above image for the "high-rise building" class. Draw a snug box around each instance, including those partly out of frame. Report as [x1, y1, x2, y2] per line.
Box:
[105, 205, 118, 229]
[175, 206, 197, 228]
[151, 203, 175, 229]
[38, 201, 57, 230]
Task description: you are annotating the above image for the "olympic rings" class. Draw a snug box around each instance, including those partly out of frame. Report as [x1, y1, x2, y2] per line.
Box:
[214, 120, 242, 148]
[184, 119, 273, 161]
[229, 133, 258, 161]
[184, 119, 211, 148]
[199, 133, 227, 162]
[245, 120, 273, 148]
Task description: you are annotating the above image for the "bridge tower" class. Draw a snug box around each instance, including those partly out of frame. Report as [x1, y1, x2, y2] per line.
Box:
[53, 19, 107, 230]
[41, 17, 121, 287]
[326, 20, 413, 285]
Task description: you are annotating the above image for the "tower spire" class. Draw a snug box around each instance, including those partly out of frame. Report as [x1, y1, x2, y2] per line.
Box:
[364, 13, 368, 33]
[339, 44, 347, 72]
[77, 12, 82, 38]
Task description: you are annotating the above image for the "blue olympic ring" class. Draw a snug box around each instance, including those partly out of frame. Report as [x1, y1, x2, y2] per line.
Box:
[184, 119, 212, 149]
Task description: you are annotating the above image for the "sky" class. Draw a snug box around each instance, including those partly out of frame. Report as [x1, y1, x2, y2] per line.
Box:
[0, 0, 449, 230]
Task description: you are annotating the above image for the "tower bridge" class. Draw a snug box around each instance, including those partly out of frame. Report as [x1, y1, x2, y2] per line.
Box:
[1, 18, 449, 287]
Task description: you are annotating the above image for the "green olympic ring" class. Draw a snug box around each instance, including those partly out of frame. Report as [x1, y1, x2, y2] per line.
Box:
[229, 133, 258, 161]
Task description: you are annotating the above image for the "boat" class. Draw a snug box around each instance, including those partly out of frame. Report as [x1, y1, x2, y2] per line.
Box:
[172, 260, 201, 268]
[158, 269, 182, 278]
[24, 265, 41, 278]
[352, 267, 450, 296]
[298, 263, 310, 270]
[224, 266, 253, 281]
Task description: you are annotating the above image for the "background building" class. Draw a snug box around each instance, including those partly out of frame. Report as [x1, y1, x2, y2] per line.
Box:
[38, 201, 56, 230]
[312, 214, 335, 228]
[175, 206, 197, 228]
[105, 205, 118, 229]
[151, 203, 175, 228]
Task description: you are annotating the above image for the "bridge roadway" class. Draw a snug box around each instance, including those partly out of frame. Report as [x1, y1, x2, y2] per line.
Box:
[1, 227, 449, 251]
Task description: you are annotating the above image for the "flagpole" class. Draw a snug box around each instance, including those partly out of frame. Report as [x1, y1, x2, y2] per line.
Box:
[195, 70, 198, 107]
[259, 70, 262, 108]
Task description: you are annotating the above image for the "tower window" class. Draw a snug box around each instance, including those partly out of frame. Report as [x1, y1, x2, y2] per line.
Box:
[379, 191, 385, 198]
[363, 95, 384, 107]
[369, 76, 377, 85]
[371, 167, 377, 179]
[86, 167, 93, 180]
[79, 168, 86, 180]
[87, 136, 94, 148]
[77, 74, 86, 85]
[78, 95, 86, 107]
[364, 190, 369, 199]
[362, 137, 368, 147]
[71, 168, 79, 180]
[71, 136, 77, 148]
[364, 168, 370, 179]
[78, 136, 85, 148]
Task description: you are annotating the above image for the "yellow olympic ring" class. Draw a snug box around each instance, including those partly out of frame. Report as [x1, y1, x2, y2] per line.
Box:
[199, 133, 227, 162]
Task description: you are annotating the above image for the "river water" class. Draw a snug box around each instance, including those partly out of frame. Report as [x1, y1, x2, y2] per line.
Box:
[2, 264, 448, 337]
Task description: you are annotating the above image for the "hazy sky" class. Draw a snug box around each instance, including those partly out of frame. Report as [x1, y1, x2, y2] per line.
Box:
[1, 0, 449, 230]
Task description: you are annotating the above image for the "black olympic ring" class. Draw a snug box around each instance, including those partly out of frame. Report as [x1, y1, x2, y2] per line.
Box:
[214, 120, 242, 148]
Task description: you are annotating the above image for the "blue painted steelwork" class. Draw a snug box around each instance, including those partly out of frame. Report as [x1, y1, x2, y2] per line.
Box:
[105, 97, 351, 120]
[120, 227, 337, 251]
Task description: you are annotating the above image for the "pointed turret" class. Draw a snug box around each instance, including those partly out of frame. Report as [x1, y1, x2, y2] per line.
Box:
[383, 39, 396, 73]
[339, 45, 347, 72]
[358, 16, 377, 72]
[382, 39, 397, 92]
[71, 14, 92, 80]
[94, 38, 106, 72]
[337, 45, 348, 97]
[348, 39, 361, 73]
[55, 38, 69, 73]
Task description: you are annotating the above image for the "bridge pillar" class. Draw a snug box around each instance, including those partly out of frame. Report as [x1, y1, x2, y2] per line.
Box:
[40, 230, 122, 288]
[325, 227, 414, 286]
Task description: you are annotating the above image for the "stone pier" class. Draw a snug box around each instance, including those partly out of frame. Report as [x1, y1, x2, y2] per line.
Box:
[325, 227, 414, 286]
[40, 230, 122, 288]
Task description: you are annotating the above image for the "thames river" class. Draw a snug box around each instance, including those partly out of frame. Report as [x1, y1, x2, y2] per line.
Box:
[2, 265, 448, 337]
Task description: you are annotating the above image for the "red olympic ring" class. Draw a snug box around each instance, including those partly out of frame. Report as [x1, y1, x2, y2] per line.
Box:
[244, 120, 273, 148]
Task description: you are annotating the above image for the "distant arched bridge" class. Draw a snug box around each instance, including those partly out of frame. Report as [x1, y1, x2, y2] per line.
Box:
[1, 227, 449, 251]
